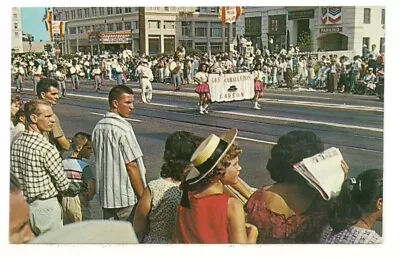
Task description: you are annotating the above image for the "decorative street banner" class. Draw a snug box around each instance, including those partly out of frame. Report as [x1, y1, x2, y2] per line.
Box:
[321, 7, 343, 25]
[208, 72, 255, 102]
[218, 6, 244, 26]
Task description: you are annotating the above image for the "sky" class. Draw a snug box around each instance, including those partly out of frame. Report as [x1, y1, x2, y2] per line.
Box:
[21, 7, 50, 42]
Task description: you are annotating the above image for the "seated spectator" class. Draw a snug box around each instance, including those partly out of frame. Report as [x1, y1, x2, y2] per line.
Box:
[62, 132, 96, 224]
[175, 128, 258, 244]
[9, 173, 35, 244]
[133, 131, 203, 243]
[245, 131, 332, 243]
[320, 169, 383, 244]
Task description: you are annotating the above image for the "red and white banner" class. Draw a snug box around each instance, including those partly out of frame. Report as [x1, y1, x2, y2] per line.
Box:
[219, 6, 244, 26]
[321, 7, 342, 25]
[208, 72, 255, 102]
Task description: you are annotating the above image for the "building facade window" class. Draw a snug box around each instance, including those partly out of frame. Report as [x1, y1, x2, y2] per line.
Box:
[14, 23, 18, 29]
[132, 21, 138, 30]
[116, 22, 123, 31]
[91, 7, 97, 17]
[107, 7, 113, 15]
[200, 7, 208, 13]
[149, 20, 160, 29]
[195, 22, 207, 37]
[182, 21, 192, 36]
[381, 9, 385, 24]
[78, 27, 84, 34]
[99, 24, 105, 32]
[13, 13, 17, 19]
[107, 24, 114, 32]
[116, 7, 122, 14]
[210, 7, 218, 13]
[99, 7, 105, 16]
[124, 22, 132, 30]
[77, 9, 82, 19]
[195, 42, 207, 52]
[85, 26, 91, 32]
[164, 35, 175, 54]
[210, 23, 222, 37]
[65, 11, 69, 20]
[71, 10, 76, 19]
[164, 21, 175, 29]
[362, 37, 370, 49]
[125, 7, 132, 13]
[364, 8, 371, 24]
[148, 35, 161, 55]
[84, 8, 90, 17]
[14, 32, 18, 37]
[69, 27, 76, 34]
[210, 42, 223, 54]
[380, 37, 385, 52]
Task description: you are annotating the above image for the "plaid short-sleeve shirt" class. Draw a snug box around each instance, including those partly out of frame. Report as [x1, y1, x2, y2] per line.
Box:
[11, 130, 69, 201]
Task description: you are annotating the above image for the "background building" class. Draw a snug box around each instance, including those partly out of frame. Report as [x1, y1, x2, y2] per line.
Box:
[58, 6, 237, 56]
[236, 6, 385, 56]
[11, 7, 23, 53]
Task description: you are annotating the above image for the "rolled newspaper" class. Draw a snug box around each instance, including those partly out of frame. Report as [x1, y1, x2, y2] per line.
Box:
[223, 177, 256, 205]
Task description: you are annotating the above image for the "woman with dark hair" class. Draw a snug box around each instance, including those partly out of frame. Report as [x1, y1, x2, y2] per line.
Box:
[245, 130, 344, 243]
[133, 131, 203, 243]
[194, 63, 211, 115]
[175, 128, 258, 244]
[320, 169, 383, 244]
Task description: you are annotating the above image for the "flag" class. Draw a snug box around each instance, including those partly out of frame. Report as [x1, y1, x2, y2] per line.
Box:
[219, 6, 244, 26]
[321, 7, 342, 25]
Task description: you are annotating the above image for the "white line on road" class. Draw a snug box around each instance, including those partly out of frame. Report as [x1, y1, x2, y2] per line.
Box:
[89, 112, 143, 122]
[213, 110, 383, 133]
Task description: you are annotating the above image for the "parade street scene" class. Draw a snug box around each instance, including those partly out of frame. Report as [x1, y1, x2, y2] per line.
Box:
[9, 6, 386, 246]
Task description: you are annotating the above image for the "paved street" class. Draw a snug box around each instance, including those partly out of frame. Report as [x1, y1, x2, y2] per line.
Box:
[12, 79, 384, 233]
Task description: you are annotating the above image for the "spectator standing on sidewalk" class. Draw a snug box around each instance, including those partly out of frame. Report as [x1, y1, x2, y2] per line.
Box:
[11, 99, 70, 236]
[37, 78, 70, 153]
[134, 131, 203, 243]
[62, 132, 96, 224]
[170, 56, 183, 91]
[92, 85, 147, 222]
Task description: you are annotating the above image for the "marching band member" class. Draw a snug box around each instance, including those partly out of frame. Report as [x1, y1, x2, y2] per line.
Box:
[32, 61, 43, 94]
[136, 59, 154, 103]
[252, 63, 264, 110]
[115, 59, 126, 85]
[92, 63, 102, 92]
[194, 63, 211, 115]
[170, 56, 183, 91]
[70, 59, 81, 89]
[55, 64, 67, 97]
[12, 62, 25, 93]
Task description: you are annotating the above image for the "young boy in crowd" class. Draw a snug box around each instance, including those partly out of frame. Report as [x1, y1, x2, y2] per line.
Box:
[62, 132, 96, 224]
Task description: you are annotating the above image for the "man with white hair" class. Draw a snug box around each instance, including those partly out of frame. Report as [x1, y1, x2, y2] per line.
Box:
[136, 59, 154, 103]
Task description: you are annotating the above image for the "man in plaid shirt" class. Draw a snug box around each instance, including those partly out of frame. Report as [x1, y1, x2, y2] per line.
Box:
[11, 99, 69, 236]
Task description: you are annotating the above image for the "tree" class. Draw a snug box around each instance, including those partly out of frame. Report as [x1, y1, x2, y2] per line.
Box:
[297, 31, 312, 52]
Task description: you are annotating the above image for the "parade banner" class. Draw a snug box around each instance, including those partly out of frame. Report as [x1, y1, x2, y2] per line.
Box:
[208, 72, 255, 102]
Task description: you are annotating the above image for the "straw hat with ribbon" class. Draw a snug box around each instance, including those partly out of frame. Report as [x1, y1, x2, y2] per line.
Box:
[180, 128, 238, 208]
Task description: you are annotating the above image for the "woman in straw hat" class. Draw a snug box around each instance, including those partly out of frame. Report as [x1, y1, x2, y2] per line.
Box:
[194, 63, 211, 115]
[174, 128, 258, 244]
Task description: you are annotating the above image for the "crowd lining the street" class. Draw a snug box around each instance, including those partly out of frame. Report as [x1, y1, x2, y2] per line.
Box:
[9, 43, 384, 244]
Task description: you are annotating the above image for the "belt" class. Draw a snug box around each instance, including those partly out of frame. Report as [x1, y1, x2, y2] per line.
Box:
[27, 196, 56, 204]
[140, 76, 148, 79]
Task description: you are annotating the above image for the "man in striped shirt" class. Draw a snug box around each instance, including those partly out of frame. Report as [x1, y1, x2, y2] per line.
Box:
[11, 99, 70, 236]
[92, 85, 147, 221]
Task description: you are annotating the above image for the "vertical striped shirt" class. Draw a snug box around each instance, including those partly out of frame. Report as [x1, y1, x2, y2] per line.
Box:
[92, 112, 147, 208]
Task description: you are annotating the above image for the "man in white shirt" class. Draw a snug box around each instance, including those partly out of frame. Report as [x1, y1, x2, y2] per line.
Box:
[136, 59, 154, 103]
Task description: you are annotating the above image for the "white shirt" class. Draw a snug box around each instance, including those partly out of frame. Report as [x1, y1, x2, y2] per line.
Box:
[194, 71, 208, 83]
